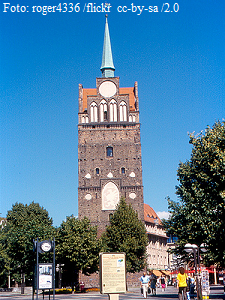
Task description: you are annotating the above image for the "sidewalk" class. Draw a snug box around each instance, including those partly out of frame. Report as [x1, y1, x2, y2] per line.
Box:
[0, 285, 224, 299]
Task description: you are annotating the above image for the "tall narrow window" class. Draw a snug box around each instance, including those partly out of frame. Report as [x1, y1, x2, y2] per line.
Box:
[90, 102, 98, 122]
[96, 168, 100, 175]
[119, 101, 127, 122]
[100, 100, 107, 122]
[109, 213, 113, 221]
[121, 167, 125, 174]
[106, 146, 113, 157]
[110, 99, 117, 122]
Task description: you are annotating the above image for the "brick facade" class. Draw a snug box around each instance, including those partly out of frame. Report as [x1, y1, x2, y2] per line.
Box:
[78, 77, 144, 232]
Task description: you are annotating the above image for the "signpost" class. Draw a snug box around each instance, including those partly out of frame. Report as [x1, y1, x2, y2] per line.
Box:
[33, 238, 55, 300]
[100, 253, 126, 300]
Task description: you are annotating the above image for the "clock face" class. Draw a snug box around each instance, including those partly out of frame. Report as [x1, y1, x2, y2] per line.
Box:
[99, 81, 117, 98]
[40, 241, 52, 252]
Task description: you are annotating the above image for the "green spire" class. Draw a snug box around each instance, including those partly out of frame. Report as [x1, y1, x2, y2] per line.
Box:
[101, 15, 115, 78]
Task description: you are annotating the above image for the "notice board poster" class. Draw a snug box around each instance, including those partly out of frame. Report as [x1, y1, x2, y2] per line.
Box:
[39, 263, 53, 289]
[100, 252, 126, 294]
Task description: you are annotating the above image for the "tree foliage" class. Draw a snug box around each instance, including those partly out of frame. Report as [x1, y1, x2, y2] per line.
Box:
[0, 202, 55, 282]
[102, 197, 148, 273]
[163, 121, 225, 267]
[55, 216, 100, 287]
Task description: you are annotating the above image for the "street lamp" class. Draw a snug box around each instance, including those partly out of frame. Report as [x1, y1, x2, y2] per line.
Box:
[184, 244, 201, 300]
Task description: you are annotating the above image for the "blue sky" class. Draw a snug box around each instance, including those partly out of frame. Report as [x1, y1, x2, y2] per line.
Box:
[1, 1, 224, 226]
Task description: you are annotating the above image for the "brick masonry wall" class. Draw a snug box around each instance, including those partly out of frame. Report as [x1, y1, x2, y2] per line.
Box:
[78, 123, 144, 232]
[79, 271, 144, 289]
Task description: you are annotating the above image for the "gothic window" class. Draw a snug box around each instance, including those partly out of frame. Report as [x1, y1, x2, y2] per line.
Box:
[129, 115, 136, 122]
[106, 146, 113, 157]
[100, 100, 107, 122]
[82, 116, 89, 123]
[90, 102, 98, 122]
[119, 101, 127, 122]
[109, 99, 117, 122]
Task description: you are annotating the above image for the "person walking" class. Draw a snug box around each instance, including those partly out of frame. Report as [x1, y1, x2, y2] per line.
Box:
[140, 272, 150, 298]
[160, 275, 166, 291]
[149, 271, 157, 295]
[177, 267, 188, 300]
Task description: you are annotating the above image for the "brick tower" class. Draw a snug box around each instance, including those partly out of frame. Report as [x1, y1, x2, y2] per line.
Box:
[78, 16, 144, 232]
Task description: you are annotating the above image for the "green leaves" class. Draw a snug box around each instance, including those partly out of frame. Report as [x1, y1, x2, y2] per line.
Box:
[102, 197, 148, 273]
[56, 216, 100, 276]
[163, 121, 225, 267]
[0, 202, 55, 282]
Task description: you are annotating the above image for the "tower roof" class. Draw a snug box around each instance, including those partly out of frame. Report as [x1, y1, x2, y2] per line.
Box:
[101, 15, 115, 78]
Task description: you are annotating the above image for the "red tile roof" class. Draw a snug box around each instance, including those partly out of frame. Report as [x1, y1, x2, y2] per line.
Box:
[144, 203, 162, 225]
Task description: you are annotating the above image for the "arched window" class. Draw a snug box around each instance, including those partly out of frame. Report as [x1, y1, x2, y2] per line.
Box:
[96, 168, 100, 175]
[129, 115, 136, 122]
[82, 116, 89, 123]
[121, 167, 125, 174]
[119, 101, 127, 122]
[109, 99, 117, 122]
[90, 102, 98, 122]
[100, 100, 107, 122]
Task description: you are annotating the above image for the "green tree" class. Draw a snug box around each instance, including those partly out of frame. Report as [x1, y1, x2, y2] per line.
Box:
[56, 216, 100, 289]
[102, 197, 148, 273]
[0, 202, 55, 284]
[163, 121, 225, 267]
[0, 243, 10, 287]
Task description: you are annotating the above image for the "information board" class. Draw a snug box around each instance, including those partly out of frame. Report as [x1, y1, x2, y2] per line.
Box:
[100, 253, 126, 294]
[201, 269, 210, 297]
[39, 263, 53, 289]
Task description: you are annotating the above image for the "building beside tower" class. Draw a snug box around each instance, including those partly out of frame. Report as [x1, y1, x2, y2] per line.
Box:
[78, 16, 144, 233]
[144, 204, 168, 271]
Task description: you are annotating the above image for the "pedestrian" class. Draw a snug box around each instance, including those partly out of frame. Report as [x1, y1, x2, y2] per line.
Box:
[177, 267, 188, 300]
[140, 272, 150, 298]
[160, 275, 166, 291]
[149, 271, 157, 295]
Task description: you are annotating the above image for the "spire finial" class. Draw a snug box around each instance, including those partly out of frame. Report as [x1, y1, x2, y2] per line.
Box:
[101, 15, 115, 78]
